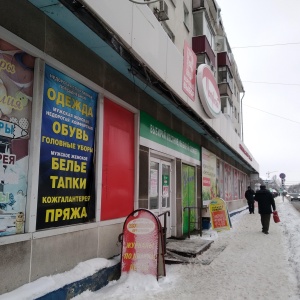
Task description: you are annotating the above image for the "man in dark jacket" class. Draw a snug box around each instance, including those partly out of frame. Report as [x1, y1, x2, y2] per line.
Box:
[254, 185, 276, 234]
[245, 186, 255, 214]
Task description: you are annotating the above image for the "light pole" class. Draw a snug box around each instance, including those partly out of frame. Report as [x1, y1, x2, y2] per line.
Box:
[265, 171, 277, 188]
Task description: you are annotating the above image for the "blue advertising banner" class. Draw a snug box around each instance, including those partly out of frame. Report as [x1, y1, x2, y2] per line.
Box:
[36, 65, 98, 230]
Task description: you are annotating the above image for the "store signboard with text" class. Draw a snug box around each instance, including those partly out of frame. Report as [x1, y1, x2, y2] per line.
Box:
[36, 64, 98, 230]
[140, 111, 200, 163]
[196, 64, 221, 119]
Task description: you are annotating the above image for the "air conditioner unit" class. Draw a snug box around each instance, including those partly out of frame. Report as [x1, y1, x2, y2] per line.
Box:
[157, 1, 169, 21]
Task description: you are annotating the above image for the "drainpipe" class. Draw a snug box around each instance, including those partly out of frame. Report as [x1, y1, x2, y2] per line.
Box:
[241, 91, 245, 141]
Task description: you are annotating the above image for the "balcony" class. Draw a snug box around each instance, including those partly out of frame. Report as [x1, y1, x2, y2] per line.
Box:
[217, 52, 231, 69]
[218, 82, 233, 98]
[218, 52, 233, 95]
[192, 35, 215, 67]
[192, 0, 205, 11]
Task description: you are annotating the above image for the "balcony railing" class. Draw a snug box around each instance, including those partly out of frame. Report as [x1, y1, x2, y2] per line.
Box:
[218, 82, 233, 98]
[217, 52, 231, 68]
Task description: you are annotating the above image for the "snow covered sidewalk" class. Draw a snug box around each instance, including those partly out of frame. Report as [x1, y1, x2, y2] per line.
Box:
[76, 197, 300, 300]
[2, 197, 300, 300]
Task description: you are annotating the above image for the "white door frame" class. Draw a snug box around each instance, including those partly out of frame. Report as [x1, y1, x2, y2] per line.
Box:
[149, 155, 174, 238]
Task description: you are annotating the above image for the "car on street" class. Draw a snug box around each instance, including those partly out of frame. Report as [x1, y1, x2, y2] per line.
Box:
[269, 188, 279, 197]
[288, 192, 300, 201]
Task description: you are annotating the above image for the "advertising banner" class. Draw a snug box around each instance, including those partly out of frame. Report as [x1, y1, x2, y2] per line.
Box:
[121, 209, 165, 279]
[202, 148, 217, 201]
[196, 64, 221, 119]
[224, 163, 232, 201]
[234, 168, 238, 200]
[36, 64, 98, 230]
[182, 40, 196, 101]
[0, 39, 34, 236]
[209, 197, 230, 231]
[182, 164, 196, 234]
[216, 159, 224, 199]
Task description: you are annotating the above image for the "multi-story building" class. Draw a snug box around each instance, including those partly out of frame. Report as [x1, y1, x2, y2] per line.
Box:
[0, 0, 259, 293]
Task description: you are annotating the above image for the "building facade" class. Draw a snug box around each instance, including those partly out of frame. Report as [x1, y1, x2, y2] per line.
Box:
[0, 0, 259, 293]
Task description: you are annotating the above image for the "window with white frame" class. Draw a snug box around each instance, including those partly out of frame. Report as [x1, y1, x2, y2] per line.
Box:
[203, 15, 214, 48]
[218, 66, 233, 91]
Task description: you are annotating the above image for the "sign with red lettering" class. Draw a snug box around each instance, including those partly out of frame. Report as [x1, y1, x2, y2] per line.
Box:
[196, 64, 221, 118]
[182, 40, 197, 101]
[209, 197, 230, 231]
[121, 209, 165, 279]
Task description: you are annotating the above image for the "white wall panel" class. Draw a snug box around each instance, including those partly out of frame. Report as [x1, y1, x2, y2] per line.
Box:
[82, 0, 133, 49]
[165, 39, 188, 104]
[212, 115, 221, 135]
[131, 5, 168, 81]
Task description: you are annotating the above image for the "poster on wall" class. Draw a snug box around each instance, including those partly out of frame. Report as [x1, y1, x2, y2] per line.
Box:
[216, 159, 224, 199]
[202, 148, 217, 201]
[224, 163, 232, 201]
[182, 40, 196, 101]
[182, 164, 196, 234]
[233, 169, 238, 200]
[150, 169, 158, 198]
[36, 64, 98, 230]
[0, 39, 34, 236]
[162, 175, 169, 198]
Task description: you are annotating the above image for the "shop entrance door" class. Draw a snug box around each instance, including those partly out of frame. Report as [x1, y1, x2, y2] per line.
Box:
[149, 158, 172, 238]
[182, 164, 196, 235]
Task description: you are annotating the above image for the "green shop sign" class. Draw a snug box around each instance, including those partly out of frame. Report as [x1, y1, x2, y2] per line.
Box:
[140, 111, 200, 160]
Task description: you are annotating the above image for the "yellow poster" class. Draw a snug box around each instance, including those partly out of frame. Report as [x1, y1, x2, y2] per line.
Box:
[209, 197, 230, 231]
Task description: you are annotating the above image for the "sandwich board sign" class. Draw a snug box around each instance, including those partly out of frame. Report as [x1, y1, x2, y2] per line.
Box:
[121, 209, 166, 279]
[209, 197, 231, 231]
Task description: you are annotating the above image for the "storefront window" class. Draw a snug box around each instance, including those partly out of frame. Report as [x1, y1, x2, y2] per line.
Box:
[0, 39, 34, 236]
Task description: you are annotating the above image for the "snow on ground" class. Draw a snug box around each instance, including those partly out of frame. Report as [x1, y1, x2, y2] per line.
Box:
[2, 197, 300, 300]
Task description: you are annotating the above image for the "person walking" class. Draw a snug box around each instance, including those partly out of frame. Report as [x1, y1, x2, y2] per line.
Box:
[254, 185, 276, 234]
[245, 186, 255, 214]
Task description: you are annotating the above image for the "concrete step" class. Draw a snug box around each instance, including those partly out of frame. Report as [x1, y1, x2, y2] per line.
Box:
[165, 238, 214, 264]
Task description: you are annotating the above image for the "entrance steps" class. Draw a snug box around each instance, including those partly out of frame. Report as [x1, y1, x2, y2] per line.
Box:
[165, 237, 227, 265]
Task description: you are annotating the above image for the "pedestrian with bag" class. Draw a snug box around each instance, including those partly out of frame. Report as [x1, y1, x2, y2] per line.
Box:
[254, 185, 276, 234]
[245, 186, 255, 214]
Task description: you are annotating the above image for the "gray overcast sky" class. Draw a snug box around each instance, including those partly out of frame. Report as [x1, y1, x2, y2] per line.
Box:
[216, 0, 300, 185]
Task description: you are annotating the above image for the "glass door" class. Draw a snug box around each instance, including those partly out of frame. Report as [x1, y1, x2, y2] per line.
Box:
[182, 164, 196, 235]
[149, 158, 171, 237]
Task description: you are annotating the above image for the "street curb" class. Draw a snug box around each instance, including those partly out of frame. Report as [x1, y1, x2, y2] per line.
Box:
[229, 206, 248, 217]
[36, 263, 121, 300]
